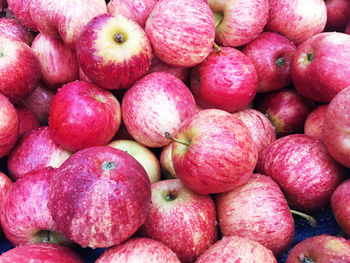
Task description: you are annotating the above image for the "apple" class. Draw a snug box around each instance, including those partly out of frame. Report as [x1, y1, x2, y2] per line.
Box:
[255, 89, 314, 137]
[76, 13, 152, 90]
[95, 237, 181, 263]
[122, 72, 196, 148]
[171, 109, 257, 195]
[15, 106, 40, 137]
[285, 234, 350, 263]
[48, 146, 151, 248]
[190, 46, 258, 113]
[323, 86, 350, 168]
[0, 17, 34, 45]
[232, 108, 276, 155]
[7, 126, 71, 181]
[257, 134, 344, 212]
[31, 33, 79, 90]
[241, 32, 296, 93]
[145, 0, 215, 67]
[108, 139, 161, 184]
[107, 0, 158, 28]
[0, 35, 41, 103]
[291, 32, 350, 103]
[29, 0, 107, 47]
[0, 92, 19, 158]
[0, 171, 13, 233]
[208, 0, 269, 47]
[324, 0, 350, 32]
[304, 104, 328, 141]
[266, 0, 327, 45]
[138, 179, 218, 263]
[216, 173, 294, 256]
[6, 0, 38, 31]
[346, 21, 350, 34]
[195, 236, 277, 263]
[0, 243, 84, 263]
[159, 143, 176, 179]
[331, 179, 350, 237]
[49, 80, 121, 152]
[78, 67, 92, 83]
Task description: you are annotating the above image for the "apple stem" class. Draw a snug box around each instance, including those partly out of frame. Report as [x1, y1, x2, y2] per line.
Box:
[307, 53, 314, 62]
[275, 57, 285, 67]
[114, 32, 124, 43]
[290, 209, 317, 227]
[165, 132, 190, 147]
[213, 42, 221, 53]
[102, 161, 117, 171]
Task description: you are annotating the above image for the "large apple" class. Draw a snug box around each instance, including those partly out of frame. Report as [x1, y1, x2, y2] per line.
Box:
[304, 104, 328, 141]
[291, 32, 350, 103]
[6, 0, 38, 31]
[48, 146, 151, 248]
[122, 72, 196, 148]
[324, 0, 350, 32]
[145, 0, 215, 67]
[0, 17, 34, 45]
[190, 46, 258, 113]
[208, 0, 269, 47]
[242, 32, 296, 93]
[139, 179, 218, 263]
[49, 81, 121, 152]
[171, 109, 257, 195]
[266, 0, 327, 45]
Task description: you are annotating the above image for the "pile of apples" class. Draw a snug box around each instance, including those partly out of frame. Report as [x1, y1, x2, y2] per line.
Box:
[0, 0, 350, 262]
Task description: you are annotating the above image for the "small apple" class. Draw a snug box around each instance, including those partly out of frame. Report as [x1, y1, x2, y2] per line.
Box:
[324, 0, 350, 32]
[15, 106, 40, 138]
[304, 104, 328, 141]
[6, 0, 38, 31]
[0, 17, 34, 45]
[331, 179, 350, 237]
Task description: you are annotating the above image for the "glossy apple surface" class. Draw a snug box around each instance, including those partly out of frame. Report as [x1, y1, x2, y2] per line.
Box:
[6, 0, 38, 31]
[0, 17, 34, 45]
[15, 106, 40, 137]
[0, 171, 12, 233]
[324, 0, 350, 31]
[304, 104, 328, 141]
[331, 179, 350, 237]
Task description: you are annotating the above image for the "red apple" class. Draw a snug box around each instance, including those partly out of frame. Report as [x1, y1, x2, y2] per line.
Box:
[255, 89, 314, 137]
[6, 0, 38, 31]
[31, 33, 79, 90]
[139, 179, 218, 263]
[346, 21, 350, 34]
[324, 0, 350, 32]
[0, 92, 19, 158]
[190, 46, 258, 113]
[0, 35, 41, 103]
[331, 179, 350, 237]
[0, 243, 84, 263]
[160, 143, 176, 179]
[286, 234, 350, 263]
[48, 146, 151, 248]
[266, 0, 327, 45]
[145, 0, 215, 67]
[208, 0, 269, 47]
[242, 32, 296, 93]
[171, 109, 257, 195]
[15, 106, 40, 137]
[0, 171, 13, 233]
[257, 134, 344, 212]
[122, 72, 196, 148]
[49, 81, 121, 152]
[323, 86, 350, 168]
[304, 104, 328, 141]
[7, 126, 71, 181]
[195, 236, 277, 263]
[107, 0, 157, 28]
[216, 173, 294, 256]
[95, 237, 181, 263]
[291, 32, 350, 103]
[78, 67, 92, 83]
[0, 17, 34, 45]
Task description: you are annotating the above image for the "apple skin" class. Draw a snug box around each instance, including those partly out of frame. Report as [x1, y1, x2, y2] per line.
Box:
[190, 46, 258, 113]
[49, 80, 121, 152]
[324, 0, 350, 32]
[145, 0, 215, 67]
[95, 237, 181, 263]
[266, 0, 327, 45]
[285, 234, 350, 263]
[108, 139, 161, 184]
[0, 243, 84, 263]
[139, 179, 218, 263]
[15, 106, 40, 138]
[208, 0, 269, 47]
[0, 171, 13, 233]
[241, 32, 296, 93]
[48, 146, 151, 248]
[0, 167, 70, 247]
[0, 35, 41, 103]
[31, 33, 79, 90]
[0, 17, 34, 45]
[160, 143, 177, 179]
[6, 0, 38, 31]
[172, 109, 257, 195]
[122, 72, 196, 148]
[291, 32, 350, 103]
[7, 126, 71, 181]
[346, 21, 350, 34]
[0, 92, 19, 158]
[331, 179, 350, 237]
[255, 89, 314, 137]
[216, 173, 294, 256]
[76, 13, 152, 90]
[195, 236, 277, 263]
[257, 134, 344, 212]
[232, 108, 276, 156]
[107, 0, 158, 28]
[323, 86, 350, 168]
[304, 104, 328, 141]
[29, 0, 107, 47]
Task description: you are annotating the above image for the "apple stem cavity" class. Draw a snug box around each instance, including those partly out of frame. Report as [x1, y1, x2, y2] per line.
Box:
[307, 53, 314, 62]
[102, 161, 118, 171]
[298, 256, 314, 263]
[114, 32, 125, 43]
[213, 42, 221, 53]
[213, 11, 224, 28]
[275, 57, 285, 67]
[0, 51, 3, 57]
[290, 209, 317, 227]
[164, 191, 177, 201]
[165, 132, 190, 147]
